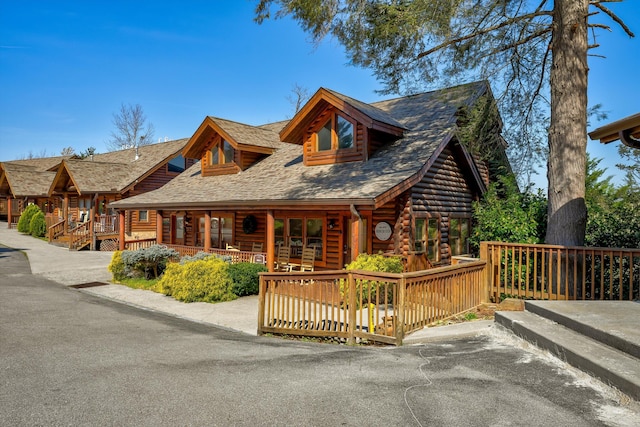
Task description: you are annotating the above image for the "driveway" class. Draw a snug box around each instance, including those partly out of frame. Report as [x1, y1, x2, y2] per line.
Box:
[1, 245, 639, 426]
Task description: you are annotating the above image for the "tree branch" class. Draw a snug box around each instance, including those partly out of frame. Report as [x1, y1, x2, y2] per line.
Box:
[484, 28, 552, 58]
[416, 10, 553, 59]
[592, 2, 635, 37]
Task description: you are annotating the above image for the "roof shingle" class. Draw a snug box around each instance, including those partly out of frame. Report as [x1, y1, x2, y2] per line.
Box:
[110, 82, 489, 209]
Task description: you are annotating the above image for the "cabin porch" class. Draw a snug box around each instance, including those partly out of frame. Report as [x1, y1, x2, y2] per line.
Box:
[48, 213, 119, 251]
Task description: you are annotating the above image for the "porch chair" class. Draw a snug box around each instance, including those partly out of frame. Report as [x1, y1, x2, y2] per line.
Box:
[274, 246, 292, 272]
[251, 242, 263, 252]
[298, 247, 316, 272]
[226, 243, 240, 251]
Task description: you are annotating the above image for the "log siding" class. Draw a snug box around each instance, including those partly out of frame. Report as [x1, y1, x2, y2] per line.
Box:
[410, 146, 477, 264]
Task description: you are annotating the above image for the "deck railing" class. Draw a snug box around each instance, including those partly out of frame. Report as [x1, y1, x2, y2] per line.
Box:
[9, 216, 20, 229]
[124, 238, 158, 251]
[69, 221, 91, 250]
[480, 242, 640, 302]
[116, 241, 266, 264]
[93, 214, 118, 235]
[162, 244, 266, 264]
[48, 219, 66, 243]
[258, 260, 487, 345]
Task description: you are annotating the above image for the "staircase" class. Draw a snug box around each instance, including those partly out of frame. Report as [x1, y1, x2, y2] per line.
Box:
[496, 300, 640, 401]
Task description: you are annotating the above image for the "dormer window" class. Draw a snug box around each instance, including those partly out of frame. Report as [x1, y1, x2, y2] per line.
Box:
[316, 113, 354, 152]
[210, 140, 234, 166]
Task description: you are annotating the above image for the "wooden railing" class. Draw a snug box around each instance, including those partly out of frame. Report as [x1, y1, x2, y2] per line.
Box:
[258, 260, 487, 346]
[48, 219, 66, 243]
[93, 214, 118, 235]
[69, 221, 91, 250]
[124, 238, 157, 251]
[404, 261, 487, 332]
[9, 216, 20, 229]
[163, 244, 265, 264]
[480, 242, 640, 302]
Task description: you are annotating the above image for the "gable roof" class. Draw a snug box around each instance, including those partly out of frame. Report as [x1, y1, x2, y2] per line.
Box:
[110, 81, 493, 211]
[48, 138, 189, 196]
[0, 162, 57, 197]
[280, 87, 406, 144]
[182, 116, 288, 159]
[3, 155, 75, 171]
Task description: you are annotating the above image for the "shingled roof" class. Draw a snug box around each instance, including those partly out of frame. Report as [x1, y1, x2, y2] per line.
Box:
[111, 81, 490, 210]
[49, 138, 189, 195]
[182, 117, 289, 159]
[0, 162, 57, 197]
[4, 155, 74, 171]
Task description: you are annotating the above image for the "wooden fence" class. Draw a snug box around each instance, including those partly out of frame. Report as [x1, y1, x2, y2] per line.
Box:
[124, 238, 158, 251]
[480, 242, 640, 302]
[258, 260, 487, 345]
[122, 241, 267, 264]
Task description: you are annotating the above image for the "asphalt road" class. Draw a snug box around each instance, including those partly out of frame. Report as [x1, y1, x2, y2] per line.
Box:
[1, 245, 639, 426]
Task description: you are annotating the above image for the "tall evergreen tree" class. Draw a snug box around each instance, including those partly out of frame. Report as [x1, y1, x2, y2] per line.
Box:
[255, 0, 634, 246]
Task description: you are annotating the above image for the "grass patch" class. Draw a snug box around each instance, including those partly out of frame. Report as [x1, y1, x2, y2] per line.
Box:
[117, 277, 160, 291]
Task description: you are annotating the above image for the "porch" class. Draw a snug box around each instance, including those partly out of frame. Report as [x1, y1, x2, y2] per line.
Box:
[48, 213, 120, 250]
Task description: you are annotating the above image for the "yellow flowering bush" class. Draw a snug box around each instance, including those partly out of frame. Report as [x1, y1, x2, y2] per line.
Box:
[155, 256, 237, 303]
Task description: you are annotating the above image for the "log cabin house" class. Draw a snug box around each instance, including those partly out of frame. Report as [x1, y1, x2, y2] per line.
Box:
[0, 155, 73, 226]
[1, 139, 195, 250]
[111, 81, 512, 271]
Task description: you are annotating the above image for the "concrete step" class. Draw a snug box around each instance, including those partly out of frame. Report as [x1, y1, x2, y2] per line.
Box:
[496, 310, 640, 401]
[525, 300, 640, 359]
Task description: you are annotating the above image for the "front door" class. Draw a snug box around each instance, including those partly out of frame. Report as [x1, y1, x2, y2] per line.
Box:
[174, 214, 184, 245]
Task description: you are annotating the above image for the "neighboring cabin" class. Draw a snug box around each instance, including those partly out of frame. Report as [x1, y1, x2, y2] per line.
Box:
[589, 112, 640, 149]
[0, 155, 74, 223]
[111, 81, 512, 270]
[0, 139, 194, 250]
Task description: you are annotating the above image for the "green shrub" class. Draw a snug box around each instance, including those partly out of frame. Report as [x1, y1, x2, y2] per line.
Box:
[345, 253, 404, 274]
[29, 211, 47, 238]
[343, 253, 404, 305]
[228, 262, 268, 296]
[17, 204, 41, 234]
[155, 256, 237, 303]
[121, 245, 179, 279]
[108, 251, 127, 282]
[470, 175, 546, 252]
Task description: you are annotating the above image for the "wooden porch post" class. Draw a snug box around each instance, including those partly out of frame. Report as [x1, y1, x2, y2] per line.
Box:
[156, 210, 163, 245]
[204, 211, 211, 252]
[350, 211, 360, 262]
[90, 193, 98, 251]
[266, 210, 275, 272]
[118, 210, 126, 250]
[479, 242, 492, 303]
[63, 192, 69, 232]
[6, 197, 12, 228]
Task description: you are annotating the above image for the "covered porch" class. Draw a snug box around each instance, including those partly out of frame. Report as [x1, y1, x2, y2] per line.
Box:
[46, 191, 120, 250]
[117, 207, 377, 272]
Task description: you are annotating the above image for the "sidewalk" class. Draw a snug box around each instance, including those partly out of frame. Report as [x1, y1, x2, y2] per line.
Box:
[0, 222, 492, 341]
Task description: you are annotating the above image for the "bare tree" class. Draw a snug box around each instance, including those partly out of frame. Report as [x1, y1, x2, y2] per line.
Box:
[286, 83, 311, 116]
[60, 146, 75, 156]
[107, 103, 155, 152]
[18, 148, 49, 160]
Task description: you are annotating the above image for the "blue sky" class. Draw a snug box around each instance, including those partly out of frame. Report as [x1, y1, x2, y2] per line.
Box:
[1, 1, 638, 189]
